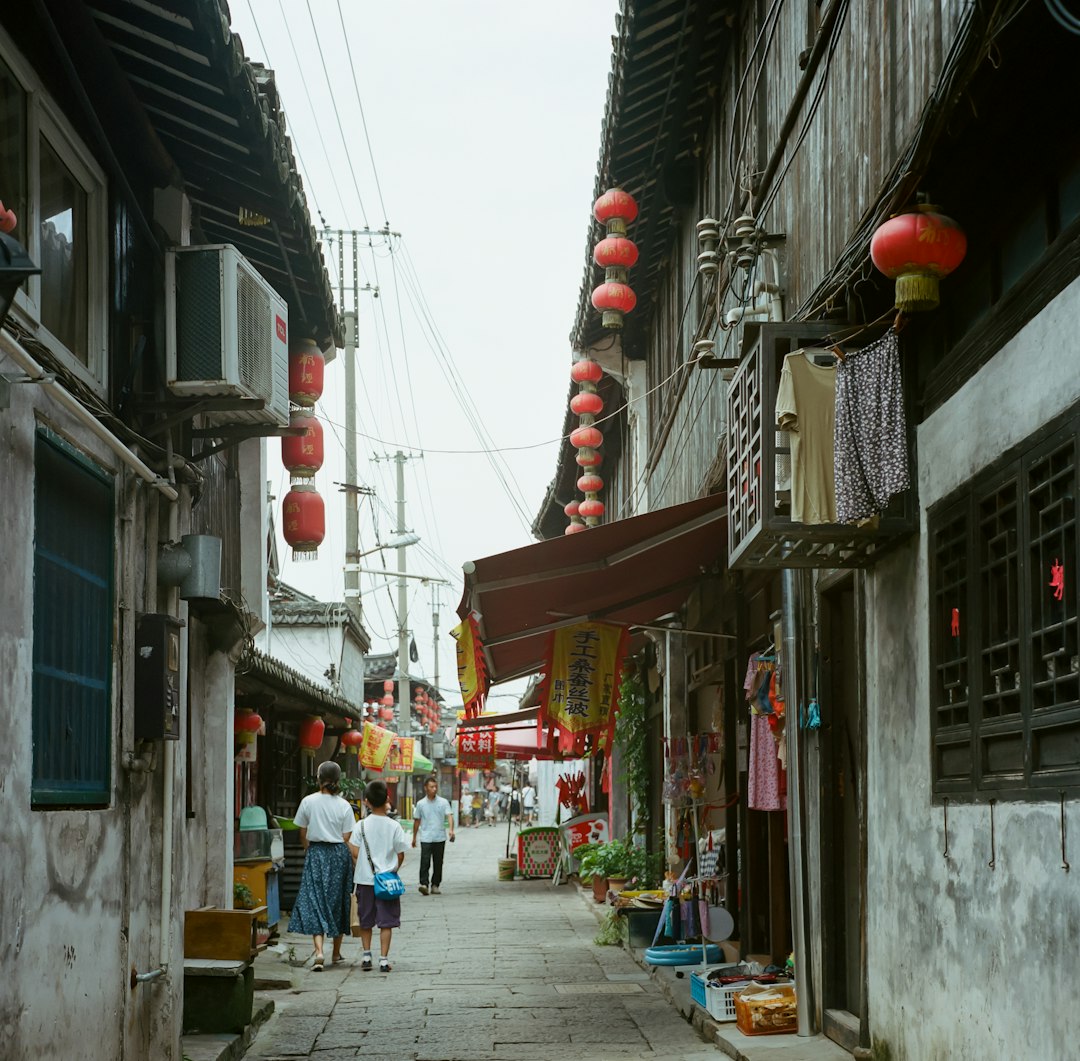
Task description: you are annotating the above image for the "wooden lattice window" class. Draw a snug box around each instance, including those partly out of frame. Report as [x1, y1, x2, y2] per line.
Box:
[929, 409, 1080, 799]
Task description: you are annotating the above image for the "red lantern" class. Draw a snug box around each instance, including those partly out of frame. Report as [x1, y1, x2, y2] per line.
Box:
[380, 693, 394, 706]
[577, 473, 604, 494]
[579, 498, 605, 518]
[569, 425, 603, 449]
[593, 235, 639, 270]
[870, 206, 967, 312]
[235, 709, 262, 745]
[282, 485, 324, 561]
[570, 391, 604, 416]
[591, 281, 637, 328]
[298, 715, 325, 750]
[380, 706, 394, 721]
[593, 188, 639, 232]
[341, 726, 363, 754]
[289, 339, 325, 407]
[570, 359, 603, 384]
[281, 410, 324, 478]
[383, 679, 395, 693]
[564, 500, 580, 518]
[576, 448, 602, 468]
[565, 521, 588, 535]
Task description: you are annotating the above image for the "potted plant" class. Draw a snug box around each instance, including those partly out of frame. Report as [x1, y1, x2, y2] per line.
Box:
[604, 839, 633, 894]
[576, 841, 610, 903]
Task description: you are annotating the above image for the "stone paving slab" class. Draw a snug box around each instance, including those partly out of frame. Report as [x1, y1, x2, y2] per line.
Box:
[244, 824, 721, 1060]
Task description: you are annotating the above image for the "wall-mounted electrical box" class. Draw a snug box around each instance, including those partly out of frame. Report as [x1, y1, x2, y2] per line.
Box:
[135, 613, 184, 741]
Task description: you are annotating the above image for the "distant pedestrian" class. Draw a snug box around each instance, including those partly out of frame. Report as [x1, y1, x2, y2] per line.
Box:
[412, 776, 455, 894]
[509, 788, 521, 822]
[470, 790, 484, 826]
[349, 779, 407, 973]
[522, 783, 536, 824]
[486, 789, 500, 826]
[287, 761, 356, 971]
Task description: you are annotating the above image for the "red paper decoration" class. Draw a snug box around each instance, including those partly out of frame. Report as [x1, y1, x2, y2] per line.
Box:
[282, 484, 325, 561]
[281, 410, 324, 479]
[570, 391, 604, 416]
[570, 359, 603, 384]
[870, 206, 967, 312]
[569, 425, 603, 449]
[288, 339, 325, 407]
[298, 715, 325, 750]
[593, 235, 639, 270]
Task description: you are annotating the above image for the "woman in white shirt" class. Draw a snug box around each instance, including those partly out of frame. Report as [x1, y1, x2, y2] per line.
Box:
[286, 761, 356, 971]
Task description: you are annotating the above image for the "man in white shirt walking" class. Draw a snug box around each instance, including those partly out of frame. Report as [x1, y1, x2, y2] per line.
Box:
[412, 776, 454, 894]
[522, 783, 536, 824]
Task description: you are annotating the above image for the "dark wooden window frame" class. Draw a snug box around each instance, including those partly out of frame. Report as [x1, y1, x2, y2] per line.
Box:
[929, 403, 1080, 802]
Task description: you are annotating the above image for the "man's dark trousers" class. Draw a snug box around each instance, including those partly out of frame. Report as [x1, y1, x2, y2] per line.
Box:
[420, 841, 446, 888]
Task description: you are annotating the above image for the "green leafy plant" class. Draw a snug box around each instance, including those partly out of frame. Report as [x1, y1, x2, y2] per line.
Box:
[233, 882, 256, 909]
[614, 666, 650, 833]
[578, 838, 634, 880]
[594, 907, 626, 947]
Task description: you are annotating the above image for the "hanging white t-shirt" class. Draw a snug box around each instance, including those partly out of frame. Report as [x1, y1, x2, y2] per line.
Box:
[293, 791, 355, 843]
[351, 814, 407, 884]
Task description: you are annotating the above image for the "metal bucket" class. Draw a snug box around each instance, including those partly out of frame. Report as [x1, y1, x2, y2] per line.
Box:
[497, 857, 517, 881]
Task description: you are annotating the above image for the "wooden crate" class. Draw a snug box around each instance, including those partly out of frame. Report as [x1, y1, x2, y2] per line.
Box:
[183, 906, 264, 961]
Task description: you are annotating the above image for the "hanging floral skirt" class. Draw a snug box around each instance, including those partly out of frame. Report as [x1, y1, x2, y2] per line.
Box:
[287, 842, 353, 938]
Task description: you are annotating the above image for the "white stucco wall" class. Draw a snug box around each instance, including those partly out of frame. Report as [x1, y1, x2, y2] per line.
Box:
[863, 277, 1080, 1060]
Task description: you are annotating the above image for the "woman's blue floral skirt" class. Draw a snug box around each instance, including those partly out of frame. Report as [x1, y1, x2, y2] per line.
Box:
[287, 842, 352, 937]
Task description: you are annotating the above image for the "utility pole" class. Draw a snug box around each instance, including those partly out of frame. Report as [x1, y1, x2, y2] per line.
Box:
[395, 450, 411, 735]
[431, 586, 440, 704]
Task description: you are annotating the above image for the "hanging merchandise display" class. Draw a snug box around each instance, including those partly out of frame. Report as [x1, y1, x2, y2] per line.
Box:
[744, 652, 787, 812]
[450, 613, 489, 718]
[833, 330, 910, 524]
[539, 621, 630, 756]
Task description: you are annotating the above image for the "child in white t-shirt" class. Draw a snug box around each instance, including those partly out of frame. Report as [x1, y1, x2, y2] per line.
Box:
[349, 779, 407, 972]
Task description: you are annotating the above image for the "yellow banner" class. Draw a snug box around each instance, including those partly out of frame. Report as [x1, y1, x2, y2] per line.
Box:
[385, 736, 415, 773]
[359, 721, 395, 770]
[542, 622, 629, 741]
[451, 614, 487, 716]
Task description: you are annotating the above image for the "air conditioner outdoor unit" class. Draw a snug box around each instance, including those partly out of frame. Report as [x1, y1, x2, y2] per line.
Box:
[165, 244, 289, 427]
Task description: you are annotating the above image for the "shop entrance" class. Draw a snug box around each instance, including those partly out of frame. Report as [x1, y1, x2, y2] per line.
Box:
[820, 577, 866, 1052]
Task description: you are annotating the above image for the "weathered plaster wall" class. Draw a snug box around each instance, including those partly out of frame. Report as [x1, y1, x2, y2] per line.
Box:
[864, 278, 1080, 1059]
[268, 622, 344, 694]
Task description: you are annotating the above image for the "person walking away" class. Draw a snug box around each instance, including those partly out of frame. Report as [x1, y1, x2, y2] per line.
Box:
[509, 788, 521, 823]
[349, 779, 406, 973]
[486, 788, 500, 826]
[287, 761, 356, 971]
[412, 776, 454, 894]
[470, 790, 484, 827]
[522, 783, 536, 824]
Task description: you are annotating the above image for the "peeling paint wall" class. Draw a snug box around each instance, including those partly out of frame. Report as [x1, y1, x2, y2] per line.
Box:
[864, 278, 1080, 1059]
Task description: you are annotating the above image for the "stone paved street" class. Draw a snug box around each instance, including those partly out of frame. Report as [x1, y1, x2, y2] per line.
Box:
[247, 822, 721, 1061]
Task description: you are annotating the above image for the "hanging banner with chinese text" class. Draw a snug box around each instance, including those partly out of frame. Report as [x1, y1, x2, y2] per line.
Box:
[384, 736, 415, 773]
[540, 621, 630, 756]
[451, 613, 488, 719]
[457, 726, 496, 769]
[359, 722, 395, 770]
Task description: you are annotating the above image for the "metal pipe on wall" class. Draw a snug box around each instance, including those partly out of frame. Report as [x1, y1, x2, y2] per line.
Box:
[782, 568, 815, 1035]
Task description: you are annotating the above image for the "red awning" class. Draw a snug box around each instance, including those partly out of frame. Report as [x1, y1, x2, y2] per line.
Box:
[457, 493, 726, 684]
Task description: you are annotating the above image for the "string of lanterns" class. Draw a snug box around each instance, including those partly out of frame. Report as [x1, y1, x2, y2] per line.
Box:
[282, 338, 326, 561]
[566, 188, 639, 534]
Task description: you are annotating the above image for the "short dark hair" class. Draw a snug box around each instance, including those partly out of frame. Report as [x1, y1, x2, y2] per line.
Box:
[424, 775, 438, 788]
[365, 779, 389, 807]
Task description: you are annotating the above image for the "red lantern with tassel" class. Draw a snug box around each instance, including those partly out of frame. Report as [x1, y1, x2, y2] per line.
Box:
[281, 410, 324, 478]
[235, 709, 262, 745]
[591, 281, 637, 329]
[870, 205, 967, 312]
[282, 484, 325, 561]
[289, 339, 325, 407]
[298, 715, 325, 750]
[341, 724, 363, 754]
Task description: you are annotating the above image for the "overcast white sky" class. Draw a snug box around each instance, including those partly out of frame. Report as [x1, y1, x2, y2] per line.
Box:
[230, 1, 619, 709]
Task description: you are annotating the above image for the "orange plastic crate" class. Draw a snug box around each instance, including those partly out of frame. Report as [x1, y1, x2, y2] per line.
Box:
[734, 985, 797, 1036]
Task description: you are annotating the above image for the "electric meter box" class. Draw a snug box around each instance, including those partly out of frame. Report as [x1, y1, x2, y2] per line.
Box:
[135, 613, 184, 740]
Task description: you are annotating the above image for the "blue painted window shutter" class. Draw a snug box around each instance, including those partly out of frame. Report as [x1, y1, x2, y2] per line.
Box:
[32, 432, 114, 806]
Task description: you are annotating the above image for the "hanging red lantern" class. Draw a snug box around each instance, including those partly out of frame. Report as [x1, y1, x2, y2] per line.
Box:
[579, 498, 605, 519]
[564, 500, 580, 517]
[281, 410, 324, 478]
[235, 709, 262, 745]
[870, 205, 967, 312]
[282, 484, 324, 561]
[565, 521, 588, 535]
[570, 359, 603, 384]
[593, 235, 639, 270]
[576, 448, 602, 468]
[591, 281, 637, 328]
[380, 706, 395, 721]
[380, 693, 394, 706]
[570, 425, 603, 449]
[298, 715, 325, 750]
[341, 725, 363, 754]
[577, 473, 604, 494]
[289, 339, 325, 407]
[593, 188, 639, 233]
[383, 679, 394, 693]
[570, 391, 604, 416]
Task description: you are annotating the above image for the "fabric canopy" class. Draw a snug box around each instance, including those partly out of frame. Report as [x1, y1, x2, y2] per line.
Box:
[410, 751, 434, 775]
[457, 493, 726, 684]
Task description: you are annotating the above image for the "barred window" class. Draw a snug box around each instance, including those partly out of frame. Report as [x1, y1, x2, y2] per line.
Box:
[929, 409, 1080, 800]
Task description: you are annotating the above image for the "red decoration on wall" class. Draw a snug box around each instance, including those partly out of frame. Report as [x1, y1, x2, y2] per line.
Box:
[870, 205, 967, 312]
[1050, 558, 1066, 602]
[950, 608, 960, 638]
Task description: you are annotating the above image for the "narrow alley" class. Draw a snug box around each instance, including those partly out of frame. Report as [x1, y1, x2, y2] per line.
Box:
[239, 826, 719, 1061]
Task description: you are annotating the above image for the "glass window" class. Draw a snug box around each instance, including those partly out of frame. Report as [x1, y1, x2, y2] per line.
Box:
[39, 134, 89, 363]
